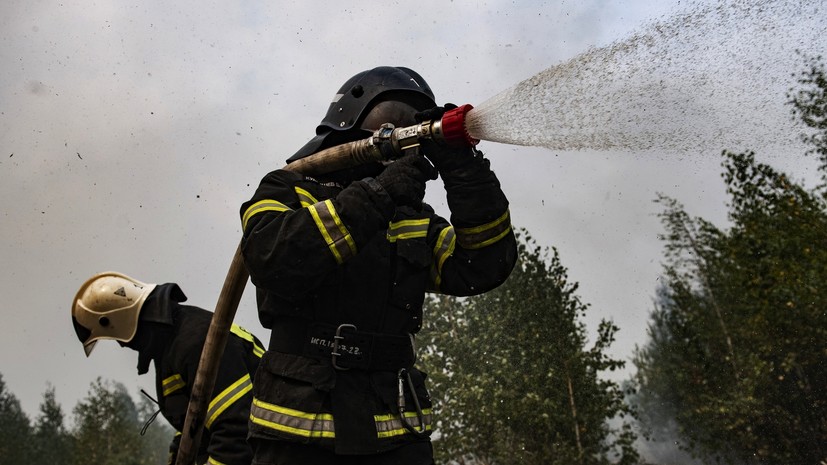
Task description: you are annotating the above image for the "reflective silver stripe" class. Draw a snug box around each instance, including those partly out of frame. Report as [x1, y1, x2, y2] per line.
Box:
[206, 374, 253, 428]
[294, 187, 319, 208]
[387, 218, 430, 242]
[374, 409, 433, 438]
[307, 200, 357, 264]
[162, 374, 186, 396]
[230, 324, 264, 358]
[430, 226, 456, 291]
[455, 209, 512, 250]
[242, 199, 292, 231]
[250, 397, 335, 439]
[250, 398, 427, 441]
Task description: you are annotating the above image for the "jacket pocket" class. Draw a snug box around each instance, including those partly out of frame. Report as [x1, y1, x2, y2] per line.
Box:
[248, 351, 335, 444]
[396, 238, 431, 270]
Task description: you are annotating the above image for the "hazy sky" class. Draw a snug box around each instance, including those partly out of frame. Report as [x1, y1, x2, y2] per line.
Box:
[1, 0, 823, 425]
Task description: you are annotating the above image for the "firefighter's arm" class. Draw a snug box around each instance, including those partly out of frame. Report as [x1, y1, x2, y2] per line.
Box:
[240, 169, 395, 298]
[185, 337, 255, 465]
[160, 388, 208, 464]
[425, 150, 518, 296]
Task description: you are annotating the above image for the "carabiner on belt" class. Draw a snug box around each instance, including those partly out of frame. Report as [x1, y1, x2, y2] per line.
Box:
[397, 368, 428, 437]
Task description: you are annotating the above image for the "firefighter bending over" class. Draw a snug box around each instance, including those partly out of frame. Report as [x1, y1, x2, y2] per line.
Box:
[239, 66, 517, 464]
[71, 271, 264, 465]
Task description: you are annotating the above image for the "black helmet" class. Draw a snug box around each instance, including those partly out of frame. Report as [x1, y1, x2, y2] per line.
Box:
[287, 66, 437, 163]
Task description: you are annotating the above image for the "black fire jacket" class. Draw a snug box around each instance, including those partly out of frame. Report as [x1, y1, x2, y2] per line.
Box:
[239, 151, 517, 455]
[142, 287, 264, 465]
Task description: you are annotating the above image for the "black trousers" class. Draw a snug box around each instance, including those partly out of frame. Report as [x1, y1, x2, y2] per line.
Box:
[251, 440, 435, 465]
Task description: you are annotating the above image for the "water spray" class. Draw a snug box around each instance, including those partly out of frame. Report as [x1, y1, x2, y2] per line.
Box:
[285, 104, 480, 175]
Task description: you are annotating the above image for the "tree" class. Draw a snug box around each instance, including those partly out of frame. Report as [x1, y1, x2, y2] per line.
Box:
[419, 231, 638, 465]
[33, 385, 73, 465]
[71, 378, 169, 465]
[136, 389, 176, 465]
[634, 151, 827, 464]
[0, 373, 33, 464]
[788, 52, 827, 182]
[634, 56, 827, 465]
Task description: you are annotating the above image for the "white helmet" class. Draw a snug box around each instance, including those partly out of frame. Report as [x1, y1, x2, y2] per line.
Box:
[71, 272, 157, 356]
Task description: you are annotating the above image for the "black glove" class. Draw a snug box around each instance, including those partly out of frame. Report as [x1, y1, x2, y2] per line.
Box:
[414, 103, 476, 172]
[375, 153, 437, 210]
[414, 103, 457, 124]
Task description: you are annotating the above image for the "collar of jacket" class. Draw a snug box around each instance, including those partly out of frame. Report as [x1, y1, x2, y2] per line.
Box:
[133, 283, 186, 374]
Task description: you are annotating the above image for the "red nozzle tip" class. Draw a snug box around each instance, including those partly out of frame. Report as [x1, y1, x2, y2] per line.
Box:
[440, 104, 479, 148]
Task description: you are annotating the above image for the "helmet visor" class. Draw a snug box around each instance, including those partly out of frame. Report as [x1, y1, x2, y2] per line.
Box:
[82, 340, 98, 357]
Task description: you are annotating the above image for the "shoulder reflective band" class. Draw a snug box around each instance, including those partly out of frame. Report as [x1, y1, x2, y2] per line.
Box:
[207, 457, 227, 465]
[294, 187, 320, 208]
[230, 324, 264, 358]
[374, 409, 433, 438]
[430, 226, 456, 291]
[242, 199, 292, 231]
[206, 374, 253, 429]
[387, 218, 430, 242]
[307, 200, 357, 264]
[250, 397, 335, 439]
[455, 209, 512, 250]
[162, 374, 186, 397]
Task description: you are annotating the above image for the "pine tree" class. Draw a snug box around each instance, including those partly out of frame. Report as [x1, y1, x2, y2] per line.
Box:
[0, 373, 33, 464]
[33, 385, 72, 465]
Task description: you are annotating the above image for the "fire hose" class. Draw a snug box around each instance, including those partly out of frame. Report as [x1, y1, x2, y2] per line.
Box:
[175, 104, 478, 465]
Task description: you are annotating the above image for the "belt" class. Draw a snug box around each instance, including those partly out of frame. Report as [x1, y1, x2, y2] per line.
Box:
[268, 318, 416, 371]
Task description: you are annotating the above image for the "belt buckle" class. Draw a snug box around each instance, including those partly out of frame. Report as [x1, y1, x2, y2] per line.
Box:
[331, 324, 357, 371]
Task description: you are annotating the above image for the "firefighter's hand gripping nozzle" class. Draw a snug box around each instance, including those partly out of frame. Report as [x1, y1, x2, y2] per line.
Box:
[377, 103, 480, 155]
[283, 104, 479, 176]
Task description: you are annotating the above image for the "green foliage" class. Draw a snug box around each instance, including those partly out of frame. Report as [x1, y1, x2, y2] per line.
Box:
[636, 55, 827, 465]
[788, 52, 827, 180]
[0, 373, 33, 464]
[0, 374, 172, 465]
[33, 385, 73, 465]
[420, 231, 638, 465]
[72, 378, 171, 465]
[137, 391, 176, 465]
[634, 152, 827, 464]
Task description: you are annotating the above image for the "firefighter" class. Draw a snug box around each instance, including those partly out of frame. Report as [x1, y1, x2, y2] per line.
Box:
[71, 271, 264, 465]
[240, 66, 517, 464]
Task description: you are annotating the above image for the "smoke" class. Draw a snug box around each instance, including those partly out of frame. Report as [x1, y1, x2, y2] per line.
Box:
[635, 424, 705, 465]
[466, 0, 825, 155]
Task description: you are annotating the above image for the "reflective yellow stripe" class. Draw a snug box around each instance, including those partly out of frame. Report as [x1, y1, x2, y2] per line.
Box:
[455, 209, 512, 249]
[207, 457, 226, 465]
[387, 218, 430, 242]
[374, 409, 433, 438]
[206, 374, 253, 428]
[294, 187, 319, 208]
[430, 226, 456, 291]
[250, 397, 335, 438]
[307, 200, 357, 264]
[242, 199, 292, 230]
[162, 374, 186, 396]
[250, 397, 428, 441]
[230, 324, 264, 358]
